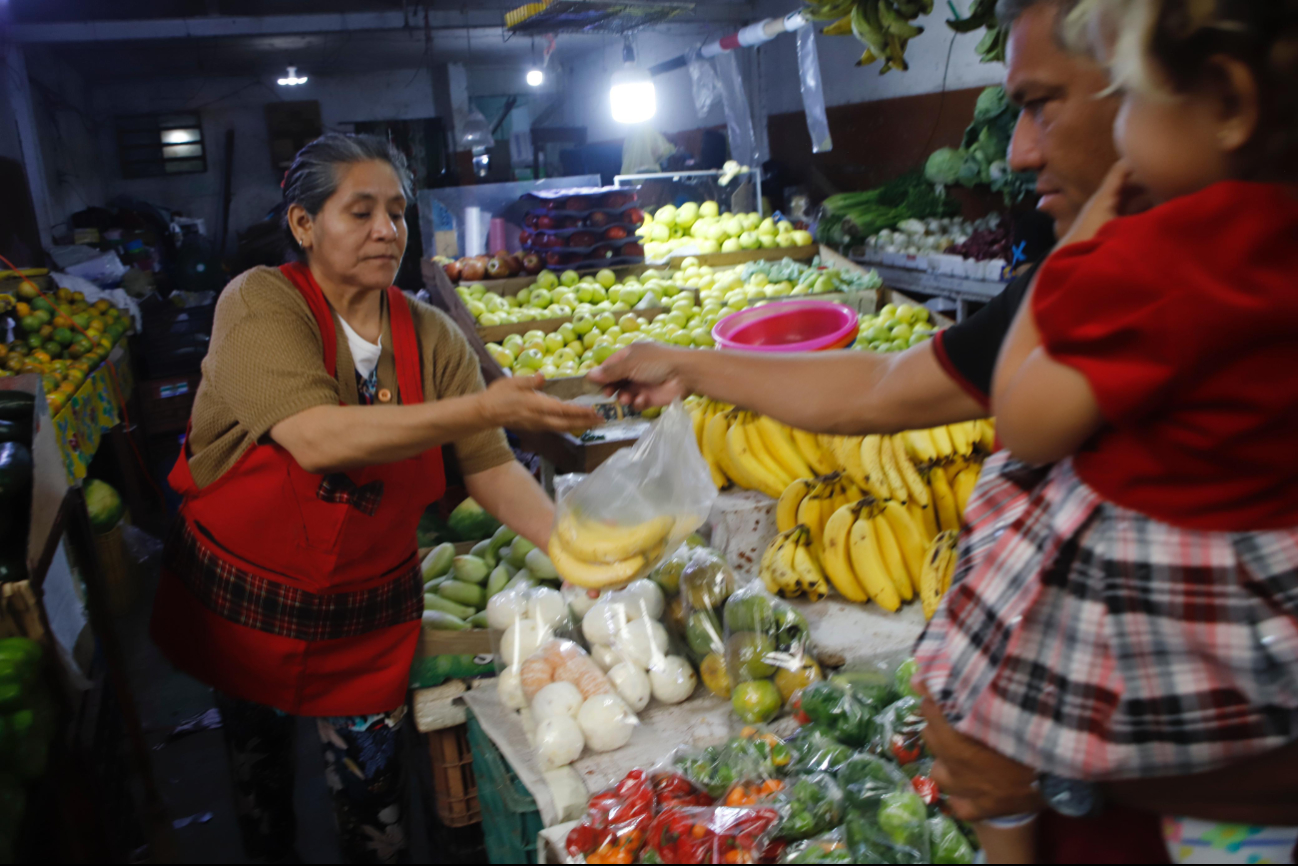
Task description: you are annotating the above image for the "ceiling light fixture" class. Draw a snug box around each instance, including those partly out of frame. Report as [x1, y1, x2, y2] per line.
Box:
[526, 68, 544, 87]
[277, 66, 308, 86]
[609, 37, 655, 124]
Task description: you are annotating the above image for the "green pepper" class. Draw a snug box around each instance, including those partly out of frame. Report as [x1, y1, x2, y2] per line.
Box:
[0, 658, 34, 689]
[0, 683, 22, 714]
[928, 814, 976, 865]
[878, 791, 928, 847]
[837, 752, 910, 812]
[0, 638, 41, 666]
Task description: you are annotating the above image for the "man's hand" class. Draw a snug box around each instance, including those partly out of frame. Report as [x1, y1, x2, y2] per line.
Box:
[478, 374, 602, 432]
[587, 342, 690, 410]
[915, 681, 1045, 821]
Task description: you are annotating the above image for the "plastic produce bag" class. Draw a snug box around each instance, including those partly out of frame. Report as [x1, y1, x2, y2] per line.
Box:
[489, 581, 574, 677]
[836, 751, 911, 813]
[671, 728, 791, 800]
[677, 546, 737, 699]
[563, 767, 716, 863]
[642, 804, 782, 864]
[549, 401, 717, 591]
[711, 50, 762, 169]
[779, 826, 854, 864]
[843, 799, 931, 865]
[579, 578, 698, 708]
[877, 695, 926, 767]
[796, 25, 833, 154]
[769, 772, 844, 841]
[928, 813, 977, 865]
[523, 639, 639, 770]
[786, 724, 854, 775]
[722, 582, 818, 725]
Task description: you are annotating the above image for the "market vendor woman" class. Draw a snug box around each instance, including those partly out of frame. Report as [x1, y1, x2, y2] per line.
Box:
[150, 133, 598, 863]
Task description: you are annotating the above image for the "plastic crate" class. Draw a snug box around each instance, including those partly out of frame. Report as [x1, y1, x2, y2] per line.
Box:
[427, 724, 480, 828]
[465, 709, 543, 865]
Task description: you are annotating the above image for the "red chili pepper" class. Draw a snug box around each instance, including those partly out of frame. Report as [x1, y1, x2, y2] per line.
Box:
[912, 775, 940, 805]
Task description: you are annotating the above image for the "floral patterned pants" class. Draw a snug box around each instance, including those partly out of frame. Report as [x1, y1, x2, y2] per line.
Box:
[213, 691, 409, 864]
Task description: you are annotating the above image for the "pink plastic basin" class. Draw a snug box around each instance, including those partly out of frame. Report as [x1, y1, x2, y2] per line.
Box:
[711, 300, 860, 353]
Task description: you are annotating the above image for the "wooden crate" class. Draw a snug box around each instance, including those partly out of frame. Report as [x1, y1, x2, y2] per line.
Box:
[427, 724, 481, 828]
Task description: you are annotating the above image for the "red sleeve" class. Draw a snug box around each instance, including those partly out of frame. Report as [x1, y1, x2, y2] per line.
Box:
[1031, 233, 1184, 426]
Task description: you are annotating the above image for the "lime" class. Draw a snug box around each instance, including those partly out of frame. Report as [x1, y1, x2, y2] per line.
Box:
[19, 316, 41, 334]
[774, 658, 824, 703]
[726, 632, 777, 680]
[26, 334, 42, 350]
[731, 679, 781, 724]
[42, 342, 63, 358]
[700, 653, 732, 699]
[52, 328, 74, 347]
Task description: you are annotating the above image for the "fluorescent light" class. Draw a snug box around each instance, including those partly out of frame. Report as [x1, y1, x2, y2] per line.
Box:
[526, 68, 544, 87]
[610, 65, 656, 124]
[277, 66, 308, 86]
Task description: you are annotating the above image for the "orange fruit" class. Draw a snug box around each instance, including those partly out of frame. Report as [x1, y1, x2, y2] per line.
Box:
[56, 287, 72, 302]
[88, 318, 106, 332]
[58, 381, 77, 395]
[93, 300, 109, 313]
[14, 302, 30, 318]
[38, 324, 52, 340]
[52, 315, 71, 329]
[71, 291, 85, 302]
[85, 329, 102, 342]
[47, 393, 65, 414]
[31, 350, 51, 364]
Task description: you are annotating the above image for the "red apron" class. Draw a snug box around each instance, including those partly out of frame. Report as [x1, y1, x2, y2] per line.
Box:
[150, 263, 445, 716]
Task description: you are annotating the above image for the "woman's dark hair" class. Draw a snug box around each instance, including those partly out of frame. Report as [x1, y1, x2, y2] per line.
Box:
[280, 132, 414, 258]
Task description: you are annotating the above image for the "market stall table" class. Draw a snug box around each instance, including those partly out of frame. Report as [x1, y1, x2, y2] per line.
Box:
[51, 342, 133, 484]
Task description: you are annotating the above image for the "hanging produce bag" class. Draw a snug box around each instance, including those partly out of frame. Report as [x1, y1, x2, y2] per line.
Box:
[549, 401, 717, 591]
[721, 582, 819, 726]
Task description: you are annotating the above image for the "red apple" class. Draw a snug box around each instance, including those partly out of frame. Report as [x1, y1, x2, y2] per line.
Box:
[521, 253, 543, 275]
[621, 242, 644, 257]
[443, 260, 461, 282]
[565, 196, 591, 211]
[545, 250, 567, 267]
[625, 207, 645, 225]
[524, 213, 539, 229]
[544, 199, 562, 210]
[586, 211, 610, 228]
[561, 216, 583, 229]
[536, 214, 556, 230]
[460, 259, 486, 281]
[486, 257, 507, 279]
[602, 191, 634, 209]
[592, 245, 615, 260]
[519, 230, 533, 247]
[504, 254, 522, 275]
[570, 231, 597, 248]
[603, 226, 628, 240]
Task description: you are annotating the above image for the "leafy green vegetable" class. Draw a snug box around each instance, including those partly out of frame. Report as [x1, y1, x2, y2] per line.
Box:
[924, 149, 964, 186]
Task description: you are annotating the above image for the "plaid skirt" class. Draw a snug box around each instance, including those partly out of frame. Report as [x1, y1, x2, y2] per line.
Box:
[915, 451, 1298, 780]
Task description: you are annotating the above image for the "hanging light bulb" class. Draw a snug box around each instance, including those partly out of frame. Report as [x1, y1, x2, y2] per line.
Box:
[609, 37, 655, 124]
[526, 68, 544, 87]
[277, 66, 308, 86]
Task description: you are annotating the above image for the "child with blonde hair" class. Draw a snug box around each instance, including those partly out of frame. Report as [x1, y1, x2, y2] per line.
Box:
[916, 0, 1298, 861]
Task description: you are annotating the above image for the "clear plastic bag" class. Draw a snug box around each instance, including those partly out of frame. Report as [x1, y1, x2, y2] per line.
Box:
[579, 578, 698, 708]
[549, 401, 718, 591]
[524, 639, 639, 770]
[835, 750, 911, 813]
[562, 765, 718, 863]
[786, 724, 854, 775]
[779, 825, 854, 864]
[711, 50, 762, 169]
[843, 795, 932, 865]
[677, 546, 738, 699]
[927, 813, 977, 865]
[670, 727, 791, 801]
[642, 804, 783, 864]
[722, 582, 819, 725]
[795, 26, 833, 154]
[769, 772, 844, 841]
[489, 582, 574, 678]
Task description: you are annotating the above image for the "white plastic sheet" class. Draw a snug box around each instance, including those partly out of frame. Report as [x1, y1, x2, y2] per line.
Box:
[797, 27, 834, 153]
[711, 51, 762, 168]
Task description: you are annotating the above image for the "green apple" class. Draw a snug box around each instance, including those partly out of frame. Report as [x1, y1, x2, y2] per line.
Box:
[698, 240, 721, 255]
[589, 285, 607, 303]
[879, 304, 898, 319]
[739, 232, 761, 250]
[669, 331, 694, 347]
[503, 332, 524, 349]
[529, 288, 551, 309]
[479, 312, 501, 327]
[776, 220, 794, 234]
[557, 323, 577, 344]
[757, 217, 777, 237]
[572, 315, 595, 336]
[791, 285, 812, 296]
[654, 205, 677, 227]
[691, 328, 715, 348]
[567, 340, 585, 355]
[894, 304, 917, 324]
[610, 301, 631, 314]
[616, 333, 637, 348]
[662, 311, 687, 329]
[592, 343, 619, 364]
[890, 324, 913, 341]
[595, 268, 616, 289]
[535, 270, 559, 290]
[603, 326, 622, 342]
[759, 235, 779, 249]
[595, 312, 616, 331]
[575, 285, 594, 303]
[700, 201, 720, 219]
[680, 257, 700, 269]
[650, 224, 671, 243]
[582, 330, 601, 350]
[516, 348, 544, 370]
[620, 286, 642, 307]
[466, 300, 486, 318]
[552, 348, 577, 366]
[594, 301, 613, 312]
[467, 284, 486, 299]
[721, 238, 742, 253]
[791, 230, 814, 246]
[560, 270, 580, 287]
[543, 333, 565, 353]
[740, 213, 761, 231]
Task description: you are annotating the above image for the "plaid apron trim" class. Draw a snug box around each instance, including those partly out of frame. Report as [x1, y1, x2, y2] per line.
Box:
[917, 452, 1298, 780]
[164, 519, 423, 642]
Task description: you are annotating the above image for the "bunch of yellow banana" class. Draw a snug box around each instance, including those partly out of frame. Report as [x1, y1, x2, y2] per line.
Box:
[549, 512, 675, 589]
[759, 524, 830, 601]
[805, 0, 933, 73]
[686, 397, 836, 499]
[919, 530, 959, 619]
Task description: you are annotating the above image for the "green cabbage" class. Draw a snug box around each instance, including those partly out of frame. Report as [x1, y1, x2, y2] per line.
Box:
[924, 148, 965, 186]
[973, 86, 1010, 123]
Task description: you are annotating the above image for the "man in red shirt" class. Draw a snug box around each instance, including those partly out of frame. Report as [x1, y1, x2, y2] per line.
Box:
[594, 0, 1298, 859]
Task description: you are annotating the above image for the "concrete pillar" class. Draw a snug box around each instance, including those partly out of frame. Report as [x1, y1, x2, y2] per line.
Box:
[2, 45, 54, 248]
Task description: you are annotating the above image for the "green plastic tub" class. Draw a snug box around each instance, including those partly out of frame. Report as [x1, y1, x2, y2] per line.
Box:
[465, 709, 545, 864]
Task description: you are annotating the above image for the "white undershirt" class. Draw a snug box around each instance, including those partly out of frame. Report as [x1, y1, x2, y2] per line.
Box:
[337, 315, 382, 379]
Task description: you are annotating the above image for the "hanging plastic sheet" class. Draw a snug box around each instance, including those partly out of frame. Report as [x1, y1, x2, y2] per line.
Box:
[711, 50, 762, 168]
[687, 47, 721, 118]
[796, 26, 834, 153]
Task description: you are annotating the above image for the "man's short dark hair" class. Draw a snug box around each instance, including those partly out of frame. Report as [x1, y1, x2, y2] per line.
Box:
[995, 0, 1081, 32]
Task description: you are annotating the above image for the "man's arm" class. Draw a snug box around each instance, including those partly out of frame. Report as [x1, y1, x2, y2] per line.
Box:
[589, 341, 988, 436]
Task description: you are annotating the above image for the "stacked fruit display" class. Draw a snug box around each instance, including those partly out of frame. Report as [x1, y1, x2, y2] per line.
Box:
[0, 282, 129, 415]
[457, 267, 686, 329]
[483, 292, 720, 380]
[437, 250, 537, 282]
[638, 202, 815, 262]
[420, 525, 560, 632]
[520, 187, 645, 270]
[852, 302, 938, 353]
[684, 256, 882, 307]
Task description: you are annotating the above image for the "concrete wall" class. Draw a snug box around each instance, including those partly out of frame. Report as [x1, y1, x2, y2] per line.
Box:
[26, 52, 104, 235]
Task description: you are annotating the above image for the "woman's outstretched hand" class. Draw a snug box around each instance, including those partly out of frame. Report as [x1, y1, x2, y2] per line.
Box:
[587, 343, 690, 410]
[478, 374, 603, 432]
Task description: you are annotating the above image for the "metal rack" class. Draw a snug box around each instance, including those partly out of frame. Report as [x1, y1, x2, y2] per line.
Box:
[505, 1, 693, 36]
[857, 263, 1010, 321]
[614, 168, 763, 217]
